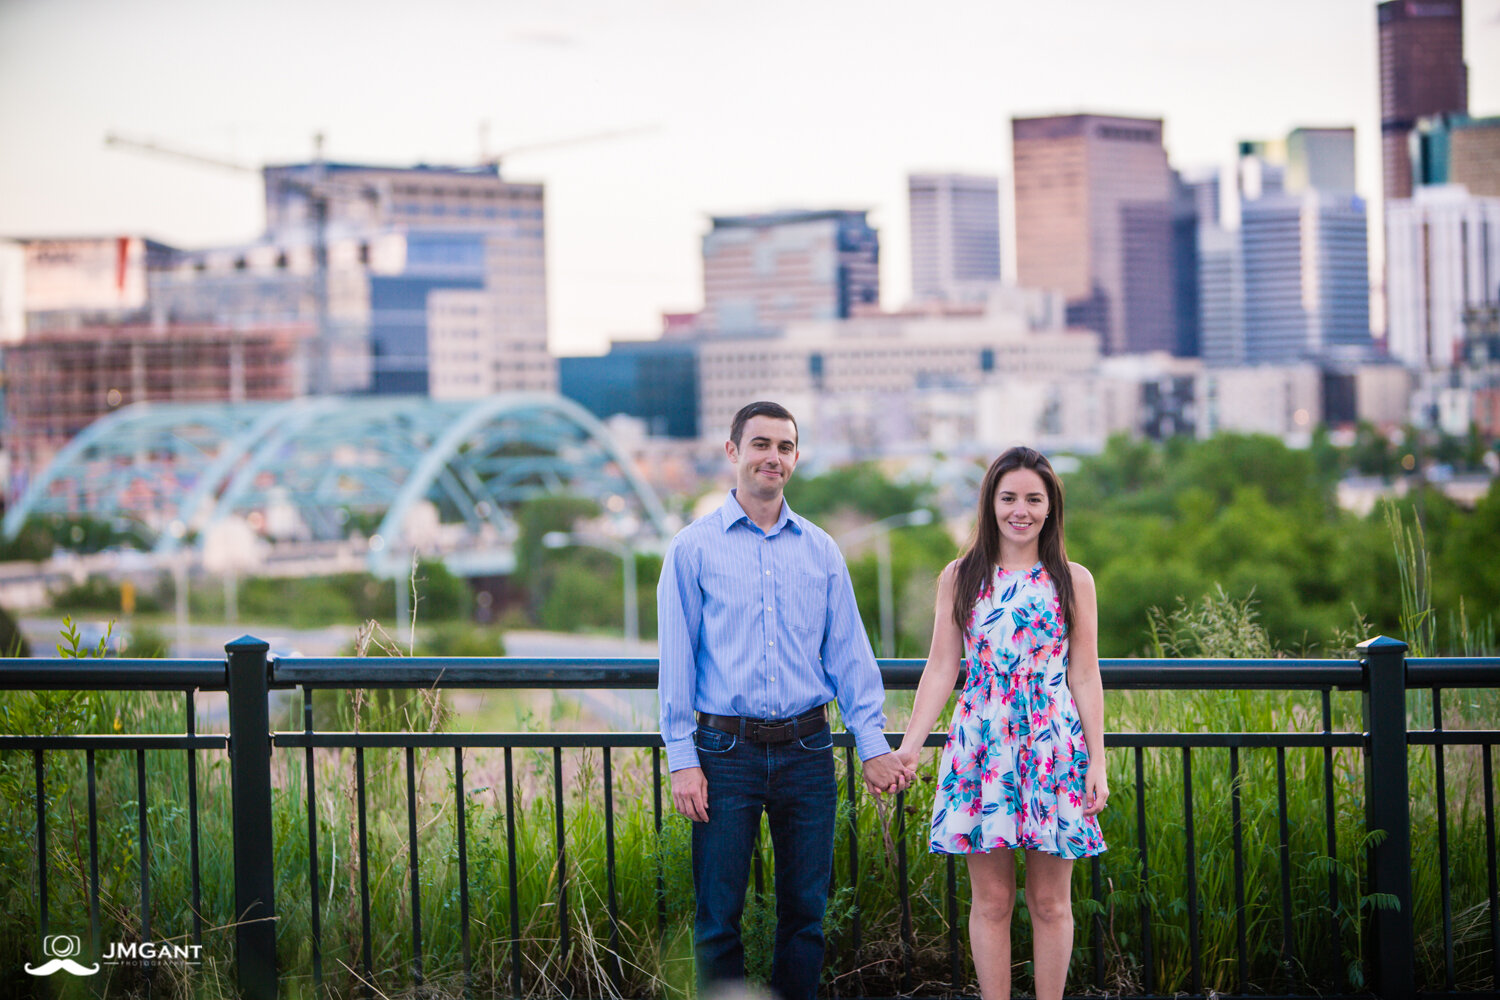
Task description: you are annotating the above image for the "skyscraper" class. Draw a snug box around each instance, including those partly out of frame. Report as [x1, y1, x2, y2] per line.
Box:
[1241, 192, 1372, 362]
[1012, 114, 1176, 354]
[1387, 185, 1500, 369]
[1411, 113, 1500, 198]
[700, 210, 879, 334]
[908, 173, 1002, 304]
[1378, 0, 1467, 202]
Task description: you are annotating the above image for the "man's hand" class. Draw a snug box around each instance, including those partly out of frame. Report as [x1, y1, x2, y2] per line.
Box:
[861, 751, 915, 798]
[671, 766, 709, 822]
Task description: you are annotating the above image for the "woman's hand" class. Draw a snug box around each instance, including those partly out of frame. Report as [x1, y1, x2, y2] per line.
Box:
[1083, 761, 1109, 817]
[894, 744, 921, 775]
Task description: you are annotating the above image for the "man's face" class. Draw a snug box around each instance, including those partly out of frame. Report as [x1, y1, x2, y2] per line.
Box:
[727, 415, 799, 503]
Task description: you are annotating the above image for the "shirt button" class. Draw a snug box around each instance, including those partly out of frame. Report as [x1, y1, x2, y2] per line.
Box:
[764, 570, 771, 576]
[768, 640, 774, 646]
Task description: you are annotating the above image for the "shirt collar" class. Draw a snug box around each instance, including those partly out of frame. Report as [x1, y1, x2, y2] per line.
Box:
[720, 489, 804, 536]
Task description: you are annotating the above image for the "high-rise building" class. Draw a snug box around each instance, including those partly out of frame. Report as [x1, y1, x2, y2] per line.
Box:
[908, 173, 1002, 304]
[1012, 113, 1177, 355]
[1286, 127, 1358, 195]
[1411, 113, 1500, 198]
[1241, 192, 1372, 363]
[1386, 185, 1500, 369]
[153, 161, 549, 396]
[700, 210, 879, 334]
[1198, 224, 1245, 366]
[1378, 0, 1467, 202]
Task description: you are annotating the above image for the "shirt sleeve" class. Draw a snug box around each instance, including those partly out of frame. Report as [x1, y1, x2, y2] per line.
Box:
[820, 546, 892, 761]
[657, 533, 703, 772]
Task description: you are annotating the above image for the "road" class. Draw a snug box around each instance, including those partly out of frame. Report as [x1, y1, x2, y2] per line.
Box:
[18, 619, 660, 732]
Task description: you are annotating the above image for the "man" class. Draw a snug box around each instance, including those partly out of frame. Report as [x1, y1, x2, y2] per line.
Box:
[657, 400, 914, 999]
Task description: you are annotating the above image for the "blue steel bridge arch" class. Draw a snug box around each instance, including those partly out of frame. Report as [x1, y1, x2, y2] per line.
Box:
[3, 394, 671, 572]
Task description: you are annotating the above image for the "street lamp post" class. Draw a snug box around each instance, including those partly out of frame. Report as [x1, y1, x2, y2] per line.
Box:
[542, 531, 639, 647]
[836, 509, 935, 658]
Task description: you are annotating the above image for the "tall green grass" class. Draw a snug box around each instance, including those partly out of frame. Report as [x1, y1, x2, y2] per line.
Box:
[2, 673, 1496, 998]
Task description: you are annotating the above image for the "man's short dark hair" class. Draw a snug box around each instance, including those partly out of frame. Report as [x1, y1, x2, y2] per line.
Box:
[730, 401, 798, 448]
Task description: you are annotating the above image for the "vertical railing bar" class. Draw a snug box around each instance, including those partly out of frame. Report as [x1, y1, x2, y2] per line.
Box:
[603, 747, 623, 992]
[356, 746, 374, 994]
[752, 827, 764, 898]
[1484, 743, 1499, 987]
[185, 689, 203, 948]
[1230, 746, 1247, 994]
[406, 745, 424, 987]
[1432, 687, 1455, 990]
[896, 787, 912, 994]
[1184, 746, 1200, 996]
[87, 749, 101, 961]
[1135, 746, 1153, 995]
[136, 748, 152, 946]
[303, 688, 323, 990]
[136, 747, 153, 988]
[553, 746, 570, 960]
[454, 747, 473, 999]
[504, 747, 521, 997]
[34, 748, 47, 944]
[1276, 746, 1295, 989]
[652, 747, 666, 941]
[845, 744, 862, 959]
[946, 854, 959, 992]
[1322, 688, 1341, 989]
[1090, 855, 1104, 990]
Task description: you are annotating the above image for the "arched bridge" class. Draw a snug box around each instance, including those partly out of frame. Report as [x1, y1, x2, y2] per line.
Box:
[3, 394, 671, 577]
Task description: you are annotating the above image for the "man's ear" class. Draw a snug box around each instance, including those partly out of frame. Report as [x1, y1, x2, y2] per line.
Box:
[725, 439, 738, 463]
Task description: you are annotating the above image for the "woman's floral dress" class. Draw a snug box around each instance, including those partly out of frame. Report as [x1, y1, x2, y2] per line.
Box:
[928, 562, 1106, 859]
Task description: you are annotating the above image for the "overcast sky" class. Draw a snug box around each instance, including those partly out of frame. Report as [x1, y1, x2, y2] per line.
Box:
[2, 0, 1497, 354]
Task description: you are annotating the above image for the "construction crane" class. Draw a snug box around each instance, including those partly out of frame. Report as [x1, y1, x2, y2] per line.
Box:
[477, 122, 659, 173]
[105, 131, 376, 395]
[106, 125, 659, 391]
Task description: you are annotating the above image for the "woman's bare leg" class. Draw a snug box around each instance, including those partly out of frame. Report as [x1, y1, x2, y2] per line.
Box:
[966, 849, 1018, 999]
[1023, 850, 1076, 1000]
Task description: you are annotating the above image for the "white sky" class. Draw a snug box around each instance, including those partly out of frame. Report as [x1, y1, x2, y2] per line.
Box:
[2, 0, 1497, 355]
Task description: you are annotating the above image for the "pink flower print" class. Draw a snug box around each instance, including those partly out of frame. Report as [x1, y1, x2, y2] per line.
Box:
[1067, 788, 1084, 808]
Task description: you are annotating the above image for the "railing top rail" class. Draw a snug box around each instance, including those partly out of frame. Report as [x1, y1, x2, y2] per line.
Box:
[272, 654, 1368, 691]
[0, 658, 227, 690]
[1407, 656, 1500, 687]
[271, 655, 663, 688]
[0, 649, 1493, 695]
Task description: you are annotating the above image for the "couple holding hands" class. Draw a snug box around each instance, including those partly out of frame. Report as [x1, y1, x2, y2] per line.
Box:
[657, 401, 1108, 1000]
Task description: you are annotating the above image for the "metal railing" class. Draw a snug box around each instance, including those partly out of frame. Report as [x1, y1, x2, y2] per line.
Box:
[0, 635, 1496, 998]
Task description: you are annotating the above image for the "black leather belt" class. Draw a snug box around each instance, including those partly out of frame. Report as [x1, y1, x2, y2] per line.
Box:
[697, 705, 827, 744]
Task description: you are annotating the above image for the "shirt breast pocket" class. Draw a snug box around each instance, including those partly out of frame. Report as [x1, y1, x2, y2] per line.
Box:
[782, 569, 827, 636]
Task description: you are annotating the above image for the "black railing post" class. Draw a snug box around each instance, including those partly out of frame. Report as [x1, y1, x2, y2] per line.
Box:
[226, 634, 277, 1000]
[1358, 634, 1414, 998]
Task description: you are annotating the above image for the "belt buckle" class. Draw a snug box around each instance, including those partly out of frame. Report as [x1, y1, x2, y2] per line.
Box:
[755, 720, 791, 742]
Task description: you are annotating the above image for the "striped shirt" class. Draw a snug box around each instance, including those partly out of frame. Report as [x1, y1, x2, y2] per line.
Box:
[657, 490, 892, 772]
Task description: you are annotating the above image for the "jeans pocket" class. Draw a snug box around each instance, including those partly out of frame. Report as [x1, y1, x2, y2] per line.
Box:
[694, 726, 737, 754]
[797, 727, 833, 752]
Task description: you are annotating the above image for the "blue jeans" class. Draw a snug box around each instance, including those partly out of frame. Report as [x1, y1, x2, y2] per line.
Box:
[691, 721, 836, 1000]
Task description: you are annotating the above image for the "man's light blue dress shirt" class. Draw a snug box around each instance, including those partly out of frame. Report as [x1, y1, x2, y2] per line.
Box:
[657, 490, 892, 772]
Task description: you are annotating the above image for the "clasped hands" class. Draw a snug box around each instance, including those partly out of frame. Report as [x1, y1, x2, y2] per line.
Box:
[862, 750, 916, 797]
[670, 750, 919, 821]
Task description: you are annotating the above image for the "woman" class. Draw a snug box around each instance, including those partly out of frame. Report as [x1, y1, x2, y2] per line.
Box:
[895, 446, 1107, 999]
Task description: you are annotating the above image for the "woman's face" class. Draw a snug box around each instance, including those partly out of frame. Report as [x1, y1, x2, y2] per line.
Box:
[993, 467, 1051, 548]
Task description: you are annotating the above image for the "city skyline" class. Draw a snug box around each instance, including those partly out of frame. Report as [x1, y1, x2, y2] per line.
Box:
[2, 0, 1498, 356]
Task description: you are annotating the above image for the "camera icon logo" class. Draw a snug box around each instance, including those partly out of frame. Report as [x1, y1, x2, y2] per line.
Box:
[26, 934, 97, 976]
[43, 935, 81, 959]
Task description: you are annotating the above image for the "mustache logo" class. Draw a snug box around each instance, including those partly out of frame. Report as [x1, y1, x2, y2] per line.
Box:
[25, 957, 101, 976]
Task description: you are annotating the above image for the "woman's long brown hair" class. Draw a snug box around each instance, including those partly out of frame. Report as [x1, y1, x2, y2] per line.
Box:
[951, 446, 1075, 634]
